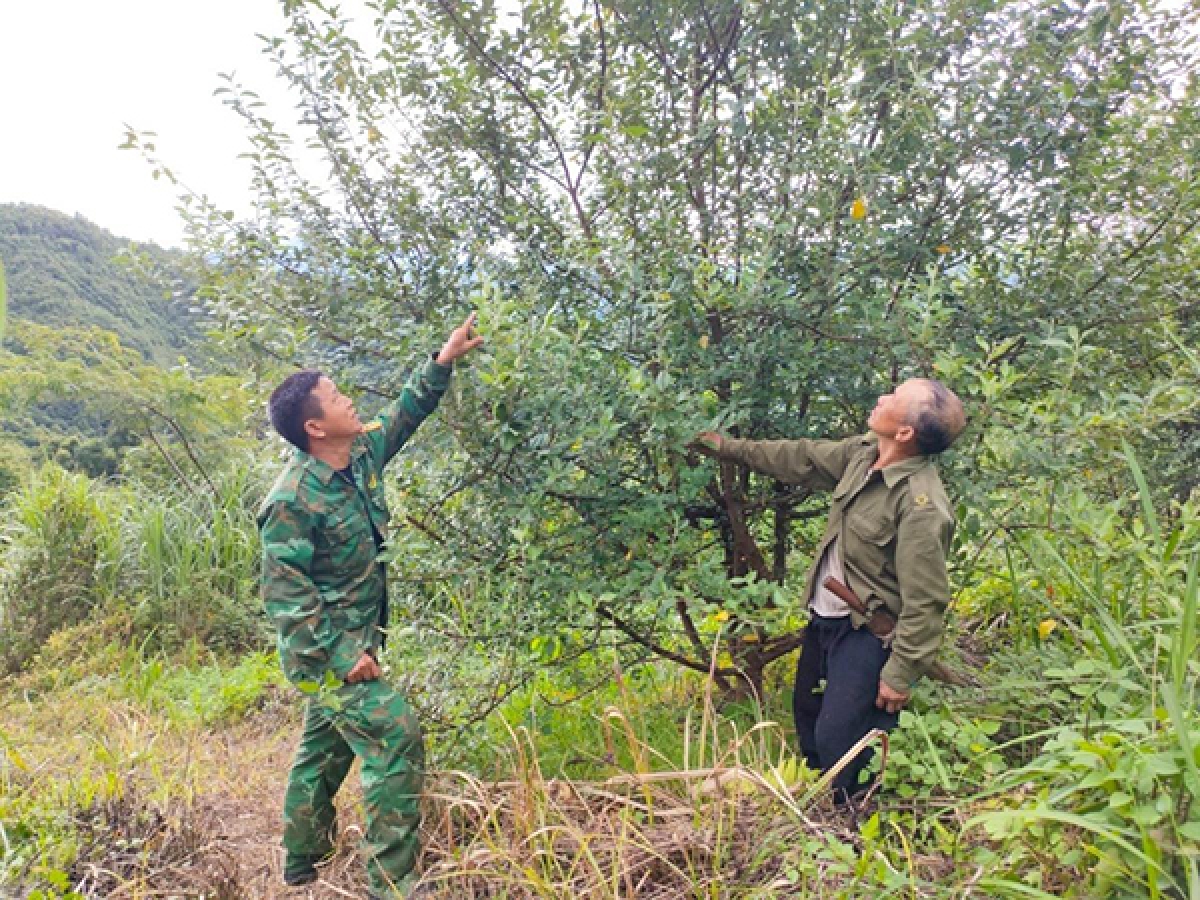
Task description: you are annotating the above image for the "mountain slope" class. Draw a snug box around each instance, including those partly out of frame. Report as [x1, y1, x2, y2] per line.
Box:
[0, 203, 198, 364]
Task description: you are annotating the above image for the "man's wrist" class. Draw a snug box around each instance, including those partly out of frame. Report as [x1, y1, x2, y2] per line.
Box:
[879, 667, 913, 695]
[714, 435, 739, 458]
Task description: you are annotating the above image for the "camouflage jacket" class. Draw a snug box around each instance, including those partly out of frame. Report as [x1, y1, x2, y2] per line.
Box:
[717, 434, 955, 693]
[258, 357, 452, 686]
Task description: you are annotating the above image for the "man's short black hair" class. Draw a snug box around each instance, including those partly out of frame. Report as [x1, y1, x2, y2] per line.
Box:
[910, 379, 965, 456]
[268, 371, 324, 451]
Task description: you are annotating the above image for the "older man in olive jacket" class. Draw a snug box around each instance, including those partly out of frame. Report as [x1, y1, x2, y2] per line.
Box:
[700, 378, 966, 803]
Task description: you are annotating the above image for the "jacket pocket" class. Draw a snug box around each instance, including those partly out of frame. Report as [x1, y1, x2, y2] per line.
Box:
[844, 511, 895, 583]
[323, 511, 375, 577]
[326, 601, 378, 632]
[845, 510, 892, 546]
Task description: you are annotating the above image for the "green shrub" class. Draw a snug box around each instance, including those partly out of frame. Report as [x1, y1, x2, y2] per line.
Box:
[0, 439, 30, 496]
[893, 456, 1200, 898]
[120, 468, 266, 654]
[0, 463, 269, 675]
[0, 466, 121, 672]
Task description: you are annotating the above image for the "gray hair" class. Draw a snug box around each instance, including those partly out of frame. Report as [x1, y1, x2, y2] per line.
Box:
[910, 379, 966, 455]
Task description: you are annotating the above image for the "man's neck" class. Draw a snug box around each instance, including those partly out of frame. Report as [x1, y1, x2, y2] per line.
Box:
[308, 439, 354, 471]
[872, 436, 921, 471]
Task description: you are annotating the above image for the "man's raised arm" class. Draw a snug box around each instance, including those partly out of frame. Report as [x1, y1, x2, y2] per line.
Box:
[366, 312, 485, 466]
[696, 431, 859, 492]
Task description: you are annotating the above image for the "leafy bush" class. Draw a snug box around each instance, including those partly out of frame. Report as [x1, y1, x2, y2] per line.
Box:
[0, 438, 31, 496]
[120, 467, 266, 654]
[967, 530, 1199, 896]
[881, 457, 1200, 898]
[0, 463, 269, 674]
[0, 467, 121, 672]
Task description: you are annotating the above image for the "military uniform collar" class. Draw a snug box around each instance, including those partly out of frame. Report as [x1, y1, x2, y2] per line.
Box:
[878, 452, 933, 488]
[293, 437, 367, 486]
[292, 447, 338, 485]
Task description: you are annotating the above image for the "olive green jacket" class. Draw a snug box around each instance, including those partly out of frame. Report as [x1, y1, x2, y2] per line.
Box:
[258, 358, 452, 686]
[718, 434, 955, 692]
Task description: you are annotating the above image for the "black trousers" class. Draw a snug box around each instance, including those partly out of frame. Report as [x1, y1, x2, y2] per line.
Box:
[793, 613, 899, 801]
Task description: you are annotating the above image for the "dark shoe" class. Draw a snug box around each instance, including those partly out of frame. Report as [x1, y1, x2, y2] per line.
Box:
[282, 866, 317, 886]
[282, 850, 332, 886]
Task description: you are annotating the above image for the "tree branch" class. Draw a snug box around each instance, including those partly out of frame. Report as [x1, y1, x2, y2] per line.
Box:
[597, 603, 738, 678]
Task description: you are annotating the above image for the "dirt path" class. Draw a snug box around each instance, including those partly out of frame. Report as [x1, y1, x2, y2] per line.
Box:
[3, 690, 376, 899]
[134, 714, 376, 899]
[6, 687, 862, 899]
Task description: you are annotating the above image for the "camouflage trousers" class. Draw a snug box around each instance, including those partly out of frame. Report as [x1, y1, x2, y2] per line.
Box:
[282, 678, 424, 895]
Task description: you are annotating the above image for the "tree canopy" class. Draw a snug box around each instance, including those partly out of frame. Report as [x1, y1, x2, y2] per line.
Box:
[129, 0, 1200, 695]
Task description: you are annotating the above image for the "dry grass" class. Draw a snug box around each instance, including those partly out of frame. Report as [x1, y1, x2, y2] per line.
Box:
[417, 769, 856, 899]
[2, 687, 917, 899]
[49, 767, 863, 899]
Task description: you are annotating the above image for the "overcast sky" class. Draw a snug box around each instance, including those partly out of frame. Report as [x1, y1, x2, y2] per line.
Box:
[0, 1, 297, 248]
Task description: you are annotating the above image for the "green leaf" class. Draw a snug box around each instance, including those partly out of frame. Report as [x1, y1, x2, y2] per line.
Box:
[46, 870, 70, 890]
[1122, 440, 1159, 543]
[5, 745, 28, 771]
[976, 878, 1062, 899]
[1173, 552, 1198, 693]
[1161, 683, 1200, 801]
[913, 712, 953, 792]
[860, 811, 881, 841]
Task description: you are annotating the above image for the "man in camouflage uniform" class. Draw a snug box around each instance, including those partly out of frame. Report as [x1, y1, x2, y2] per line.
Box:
[259, 314, 483, 898]
[700, 378, 966, 803]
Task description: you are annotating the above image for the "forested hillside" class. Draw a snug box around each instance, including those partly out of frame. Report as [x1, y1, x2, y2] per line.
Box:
[0, 204, 197, 364]
[0, 205, 218, 479]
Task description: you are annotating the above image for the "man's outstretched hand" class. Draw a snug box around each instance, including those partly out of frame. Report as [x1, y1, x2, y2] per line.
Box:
[689, 431, 723, 457]
[436, 312, 485, 365]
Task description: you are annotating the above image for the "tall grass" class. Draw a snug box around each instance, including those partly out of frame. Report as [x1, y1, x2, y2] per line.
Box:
[943, 454, 1200, 898]
[123, 466, 264, 652]
[0, 463, 267, 673]
[0, 468, 121, 671]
